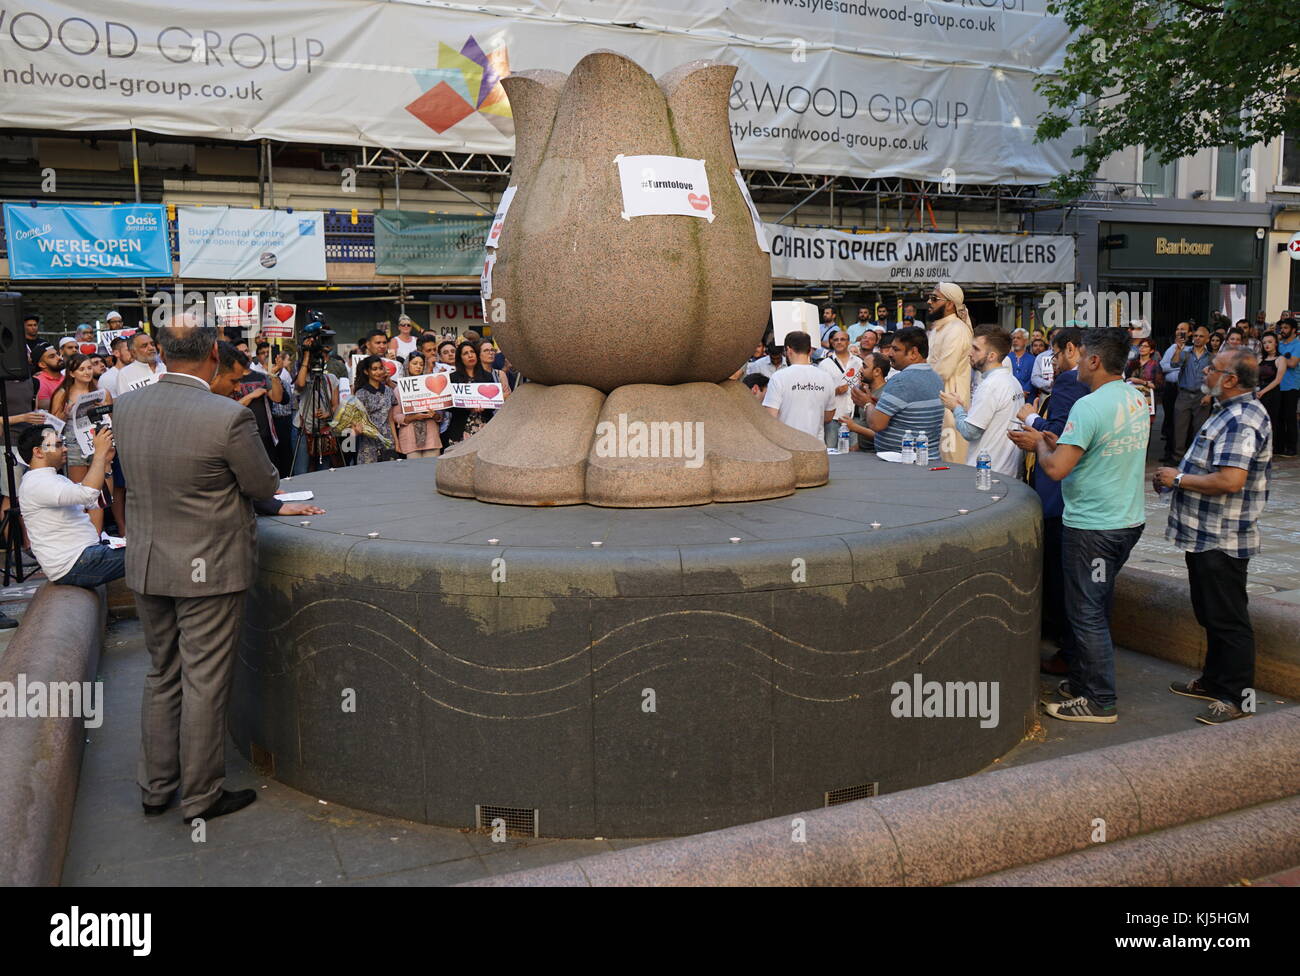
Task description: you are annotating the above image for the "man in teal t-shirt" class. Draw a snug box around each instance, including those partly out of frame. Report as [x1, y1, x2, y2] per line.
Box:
[1008, 328, 1149, 724]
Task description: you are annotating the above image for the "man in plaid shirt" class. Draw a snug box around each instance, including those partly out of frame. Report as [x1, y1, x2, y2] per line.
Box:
[1153, 348, 1272, 725]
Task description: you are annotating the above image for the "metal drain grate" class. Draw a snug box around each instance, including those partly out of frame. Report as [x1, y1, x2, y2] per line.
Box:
[824, 782, 878, 807]
[476, 804, 539, 838]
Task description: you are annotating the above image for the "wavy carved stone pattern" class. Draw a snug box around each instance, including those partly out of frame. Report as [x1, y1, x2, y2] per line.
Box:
[239, 571, 1036, 721]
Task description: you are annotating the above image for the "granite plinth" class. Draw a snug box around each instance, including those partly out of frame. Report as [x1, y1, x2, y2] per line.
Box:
[233, 456, 1042, 838]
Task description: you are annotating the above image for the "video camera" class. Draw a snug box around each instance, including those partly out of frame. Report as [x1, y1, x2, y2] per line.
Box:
[300, 310, 336, 371]
[86, 403, 113, 431]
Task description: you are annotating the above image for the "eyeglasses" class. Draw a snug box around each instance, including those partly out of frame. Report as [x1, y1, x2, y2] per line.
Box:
[1203, 366, 1237, 377]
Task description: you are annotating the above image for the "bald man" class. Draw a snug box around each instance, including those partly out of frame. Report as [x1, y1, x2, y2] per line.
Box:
[925, 281, 974, 463]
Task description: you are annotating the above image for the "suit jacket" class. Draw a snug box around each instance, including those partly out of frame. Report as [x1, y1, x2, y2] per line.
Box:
[114, 372, 280, 596]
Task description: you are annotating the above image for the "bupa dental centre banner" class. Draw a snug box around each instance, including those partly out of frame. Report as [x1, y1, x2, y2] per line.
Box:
[177, 206, 326, 280]
[2, 202, 172, 279]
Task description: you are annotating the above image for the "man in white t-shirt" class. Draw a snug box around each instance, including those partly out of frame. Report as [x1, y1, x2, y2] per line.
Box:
[117, 331, 167, 392]
[99, 334, 135, 397]
[940, 325, 1025, 476]
[762, 330, 836, 440]
[818, 328, 864, 447]
[17, 423, 125, 587]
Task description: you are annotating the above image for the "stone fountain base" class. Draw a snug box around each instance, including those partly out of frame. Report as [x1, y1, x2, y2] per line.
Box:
[233, 456, 1042, 838]
[435, 379, 829, 507]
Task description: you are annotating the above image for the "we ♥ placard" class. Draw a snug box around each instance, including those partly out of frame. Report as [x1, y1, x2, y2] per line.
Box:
[214, 293, 260, 330]
[397, 373, 450, 414]
[451, 382, 506, 410]
[260, 301, 296, 339]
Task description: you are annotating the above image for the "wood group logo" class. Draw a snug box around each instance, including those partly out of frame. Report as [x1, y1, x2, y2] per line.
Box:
[405, 36, 512, 135]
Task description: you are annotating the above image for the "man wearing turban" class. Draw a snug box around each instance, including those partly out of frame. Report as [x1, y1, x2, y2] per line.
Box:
[927, 282, 975, 463]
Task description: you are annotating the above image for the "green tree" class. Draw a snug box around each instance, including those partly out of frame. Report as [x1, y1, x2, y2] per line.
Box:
[1036, 0, 1300, 200]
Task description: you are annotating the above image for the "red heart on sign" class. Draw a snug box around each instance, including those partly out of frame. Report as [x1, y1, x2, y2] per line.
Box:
[237, 297, 255, 313]
[688, 193, 710, 211]
[383, 360, 398, 377]
[273, 304, 294, 323]
[425, 373, 448, 394]
[846, 368, 856, 378]
[478, 384, 500, 400]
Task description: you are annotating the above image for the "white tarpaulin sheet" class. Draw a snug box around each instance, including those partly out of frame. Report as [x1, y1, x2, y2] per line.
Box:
[0, 0, 1079, 184]
[767, 224, 1075, 283]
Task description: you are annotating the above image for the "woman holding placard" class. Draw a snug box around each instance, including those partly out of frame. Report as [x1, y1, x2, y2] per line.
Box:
[444, 342, 497, 445]
[50, 353, 113, 531]
[351, 355, 398, 464]
[479, 341, 513, 403]
[390, 352, 442, 459]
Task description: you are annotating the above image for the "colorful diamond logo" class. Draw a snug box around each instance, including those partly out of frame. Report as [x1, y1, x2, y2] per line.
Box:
[406, 36, 512, 136]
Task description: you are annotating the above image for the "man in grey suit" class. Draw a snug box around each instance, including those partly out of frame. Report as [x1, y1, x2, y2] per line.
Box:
[114, 318, 281, 822]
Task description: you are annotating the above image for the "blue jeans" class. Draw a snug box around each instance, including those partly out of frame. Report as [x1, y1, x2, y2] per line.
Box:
[53, 542, 126, 589]
[1061, 524, 1144, 709]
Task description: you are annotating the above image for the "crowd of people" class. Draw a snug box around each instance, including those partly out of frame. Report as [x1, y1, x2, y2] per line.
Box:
[0, 286, 1293, 823]
[747, 284, 1293, 728]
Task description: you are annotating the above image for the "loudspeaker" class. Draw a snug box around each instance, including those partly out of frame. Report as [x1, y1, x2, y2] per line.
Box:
[0, 292, 31, 381]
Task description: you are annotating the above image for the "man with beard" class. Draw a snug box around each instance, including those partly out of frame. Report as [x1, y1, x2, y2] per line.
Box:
[1153, 348, 1272, 724]
[925, 281, 974, 463]
[1276, 316, 1300, 456]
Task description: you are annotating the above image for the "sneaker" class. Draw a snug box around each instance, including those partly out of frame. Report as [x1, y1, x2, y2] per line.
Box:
[1194, 700, 1250, 725]
[1044, 696, 1118, 723]
[1056, 679, 1079, 700]
[1169, 678, 1217, 702]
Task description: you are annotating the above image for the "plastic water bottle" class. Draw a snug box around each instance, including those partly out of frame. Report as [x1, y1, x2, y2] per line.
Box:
[901, 429, 915, 464]
[915, 430, 929, 466]
[837, 423, 850, 455]
[976, 450, 992, 490]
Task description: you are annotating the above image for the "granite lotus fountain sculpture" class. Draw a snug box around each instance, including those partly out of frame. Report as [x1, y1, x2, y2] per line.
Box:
[435, 51, 829, 507]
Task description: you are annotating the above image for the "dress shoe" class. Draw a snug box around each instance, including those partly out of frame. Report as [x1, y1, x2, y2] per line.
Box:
[184, 788, 256, 824]
[143, 790, 176, 816]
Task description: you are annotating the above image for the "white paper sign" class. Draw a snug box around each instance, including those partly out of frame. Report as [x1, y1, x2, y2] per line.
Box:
[274, 490, 315, 502]
[451, 382, 506, 410]
[480, 252, 496, 300]
[69, 390, 106, 458]
[732, 169, 770, 253]
[349, 354, 402, 383]
[486, 186, 517, 250]
[261, 302, 297, 340]
[95, 328, 137, 355]
[616, 155, 714, 223]
[39, 410, 65, 434]
[396, 373, 452, 414]
[214, 294, 261, 330]
[771, 301, 820, 347]
[126, 373, 160, 392]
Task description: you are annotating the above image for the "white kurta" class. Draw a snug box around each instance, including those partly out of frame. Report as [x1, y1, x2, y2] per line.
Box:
[927, 313, 973, 463]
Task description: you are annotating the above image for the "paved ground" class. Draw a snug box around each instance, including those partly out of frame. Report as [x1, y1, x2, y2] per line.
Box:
[1, 408, 1294, 887]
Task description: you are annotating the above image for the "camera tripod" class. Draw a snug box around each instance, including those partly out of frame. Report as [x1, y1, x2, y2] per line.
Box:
[291, 363, 344, 474]
[0, 382, 28, 585]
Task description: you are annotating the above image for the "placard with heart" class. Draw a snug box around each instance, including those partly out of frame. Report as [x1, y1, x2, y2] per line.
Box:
[398, 373, 450, 413]
[260, 301, 295, 338]
[615, 154, 715, 223]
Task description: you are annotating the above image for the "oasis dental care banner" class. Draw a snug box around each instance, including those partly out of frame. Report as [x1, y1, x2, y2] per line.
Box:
[0, 1, 1079, 185]
[766, 224, 1076, 284]
[178, 207, 326, 280]
[2, 203, 172, 279]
